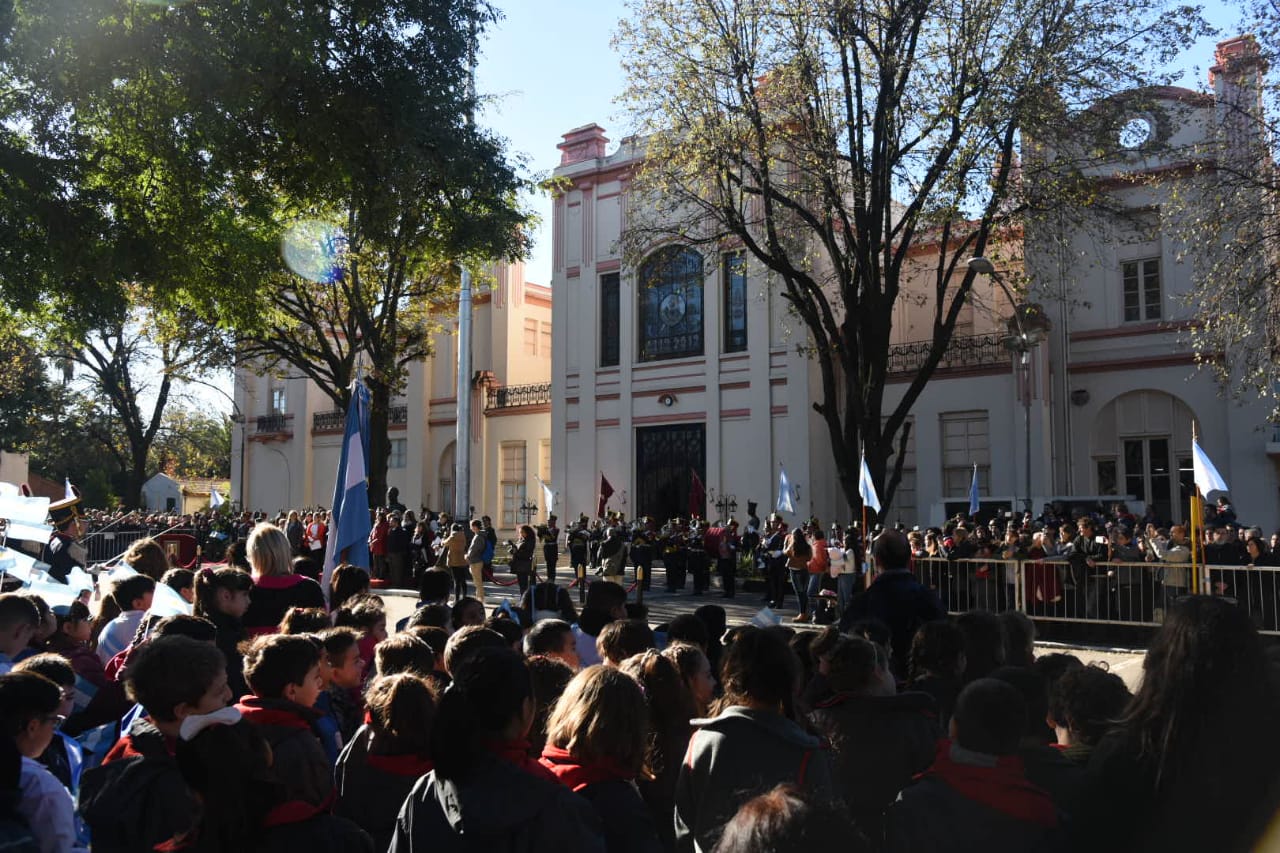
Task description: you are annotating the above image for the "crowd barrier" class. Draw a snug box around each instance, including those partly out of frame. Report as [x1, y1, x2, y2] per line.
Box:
[911, 556, 1280, 635]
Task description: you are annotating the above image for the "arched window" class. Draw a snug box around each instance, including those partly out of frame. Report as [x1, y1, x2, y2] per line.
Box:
[438, 442, 456, 515]
[638, 246, 704, 362]
[1090, 390, 1195, 524]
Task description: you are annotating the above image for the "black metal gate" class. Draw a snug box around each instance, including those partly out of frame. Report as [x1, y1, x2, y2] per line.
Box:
[636, 424, 705, 522]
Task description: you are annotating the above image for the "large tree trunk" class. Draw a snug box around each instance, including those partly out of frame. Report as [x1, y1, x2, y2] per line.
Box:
[366, 377, 391, 510]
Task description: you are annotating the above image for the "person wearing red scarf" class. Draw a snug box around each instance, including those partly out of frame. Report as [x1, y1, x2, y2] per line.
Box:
[886, 678, 1059, 853]
[539, 666, 662, 853]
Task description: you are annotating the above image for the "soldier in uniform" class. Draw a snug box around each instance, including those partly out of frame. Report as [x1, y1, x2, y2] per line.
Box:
[630, 518, 654, 591]
[662, 518, 687, 593]
[687, 519, 710, 595]
[568, 516, 591, 583]
[762, 514, 790, 609]
[538, 514, 560, 583]
[42, 486, 87, 584]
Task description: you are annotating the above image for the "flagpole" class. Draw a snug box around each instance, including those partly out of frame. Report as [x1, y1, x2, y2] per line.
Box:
[1190, 421, 1200, 595]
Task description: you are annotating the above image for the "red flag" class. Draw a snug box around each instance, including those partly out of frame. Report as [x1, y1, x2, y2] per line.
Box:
[597, 473, 615, 518]
[689, 469, 706, 519]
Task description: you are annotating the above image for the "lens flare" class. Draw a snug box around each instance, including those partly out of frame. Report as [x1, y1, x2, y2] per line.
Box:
[281, 220, 346, 284]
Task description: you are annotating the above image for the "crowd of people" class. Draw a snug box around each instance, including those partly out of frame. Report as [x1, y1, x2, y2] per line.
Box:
[2, 515, 1280, 852]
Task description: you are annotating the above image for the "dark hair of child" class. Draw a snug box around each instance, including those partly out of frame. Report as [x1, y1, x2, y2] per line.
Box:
[999, 611, 1037, 668]
[719, 626, 800, 718]
[0, 594, 40, 632]
[404, 604, 452, 631]
[907, 620, 966, 682]
[173, 719, 280, 852]
[13, 652, 74, 687]
[224, 540, 251, 572]
[824, 636, 889, 694]
[0, 670, 61, 738]
[712, 784, 866, 853]
[990, 666, 1055, 743]
[526, 655, 574, 757]
[330, 564, 370, 612]
[442, 626, 506, 676]
[545, 665, 649, 778]
[319, 627, 360, 664]
[374, 634, 435, 678]
[1033, 652, 1084, 690]
[365, 673, 436, 758]
[952, 678, 1026, 756]
[291, 556, 321, 582]
[524, 619, 574, 658]
[416, 570, 453, 605]
[619, 650, 695, 777]
[241, 634, 321, 699]
[122, 636, 227, 722]
[152, 614, 218, 643]
[160, 569, 194, 598]
[431, 646, 533, 782]
[114, 575, 157, 610]
[53, 599, 92, 633]
[955, 611, 1007, 684]
[483, 616, 523, 649]
[279, 607, 332, 635]
[1048, 665, 1132, 747]
[404, 626, 448, 661]
[192, 567, 253, 619]
[666, 614, 710, 650]
[333, 594, 385, 632]
[845, 618, 892, 651]
[450, 597, 485, 632]
[596, 619, 655, 665]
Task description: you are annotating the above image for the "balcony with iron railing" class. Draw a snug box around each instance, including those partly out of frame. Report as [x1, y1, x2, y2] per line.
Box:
[251, 413, 293, 440]
[314, 404, 409, 433]
[486, 382, 552, 411]
[886, 333, 1007, 377]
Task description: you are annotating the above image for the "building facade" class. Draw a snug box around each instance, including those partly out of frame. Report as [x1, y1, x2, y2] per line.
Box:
[550, 37, 1280, 530]
[231, 262, 554, 536]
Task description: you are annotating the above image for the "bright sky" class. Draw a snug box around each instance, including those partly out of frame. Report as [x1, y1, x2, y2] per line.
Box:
[197, 0, 1241, 413]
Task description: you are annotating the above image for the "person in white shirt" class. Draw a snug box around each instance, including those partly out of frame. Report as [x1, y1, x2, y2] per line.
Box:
[95, 575, 156, 665]
[2, 671, 87, 853]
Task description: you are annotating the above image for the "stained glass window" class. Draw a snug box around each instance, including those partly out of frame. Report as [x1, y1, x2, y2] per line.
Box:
[723, 252, 747, 353]
[638, 247, 704, 362]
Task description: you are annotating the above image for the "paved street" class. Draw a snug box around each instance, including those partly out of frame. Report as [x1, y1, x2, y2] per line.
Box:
[380, 563, 1148, 690]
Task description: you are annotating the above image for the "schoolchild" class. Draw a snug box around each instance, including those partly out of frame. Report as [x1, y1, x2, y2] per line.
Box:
[236, 633, 333, 805]
[193, 567, 254, 699]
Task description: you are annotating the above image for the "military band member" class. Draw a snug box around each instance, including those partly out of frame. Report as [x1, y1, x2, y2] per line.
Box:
[538, 514, 560, 583]
[662, 518, 687, 592]
[630, 518, 654, 591]
[42, 487, 86, 584]
[568, 516, 591, 582]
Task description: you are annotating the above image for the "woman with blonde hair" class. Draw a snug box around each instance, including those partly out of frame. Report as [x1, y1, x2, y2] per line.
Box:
[540, 665, 663, 853]
[243, 522, 326, 635]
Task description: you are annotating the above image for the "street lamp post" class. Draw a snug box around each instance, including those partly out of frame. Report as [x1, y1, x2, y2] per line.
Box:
[518, 498, 538, 526]
[967, 257, 1051, 514]
[712, 491, 738, 524]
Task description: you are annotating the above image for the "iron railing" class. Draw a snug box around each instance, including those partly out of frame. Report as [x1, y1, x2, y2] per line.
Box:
[886, 333, 1006, 376]
[486, 382, 552, 410]
[252, 413, 292, 436]
[313, 410, 344, 432]
[390, 404, 408, 425]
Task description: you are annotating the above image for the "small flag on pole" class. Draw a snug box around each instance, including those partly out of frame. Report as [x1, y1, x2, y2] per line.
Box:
[535, 475, 554, 513]
[597, 473, 615, 518]
[1192, 439, 1229, 496]
[210, 489, 225, 509]
[776, 465, 795, 514]
[64, 478, 74, 501]
[689, 469, 706, 518]
[858, 454, 881, 514]
[968, 463, 980, 517]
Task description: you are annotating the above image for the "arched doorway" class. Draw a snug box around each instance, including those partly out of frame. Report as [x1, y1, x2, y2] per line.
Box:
[1090, 390, 1196, 523]
[437, 442, 456, 516]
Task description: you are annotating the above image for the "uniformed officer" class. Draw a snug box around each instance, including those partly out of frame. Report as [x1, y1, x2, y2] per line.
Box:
[42, 486, 86, 584]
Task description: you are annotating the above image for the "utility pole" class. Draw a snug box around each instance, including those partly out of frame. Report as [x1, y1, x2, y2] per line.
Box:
[454, 15, 477, 522]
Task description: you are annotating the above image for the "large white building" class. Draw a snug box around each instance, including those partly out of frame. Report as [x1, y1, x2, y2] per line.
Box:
[232, 262, 554, 535]
[549, 37, 1280, 530]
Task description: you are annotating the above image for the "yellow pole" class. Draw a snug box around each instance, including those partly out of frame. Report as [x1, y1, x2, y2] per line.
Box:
[1190, 490, 1199, 594]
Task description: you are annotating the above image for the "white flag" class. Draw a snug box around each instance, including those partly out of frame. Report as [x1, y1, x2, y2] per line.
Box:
[858, 454, 881, 513]
[64, 478, 75, 501]
[1192, 439, 1229, 495]
[776, 466, 795, 514]
[210, 489, 225, 509]
[535, 476, 554, 513]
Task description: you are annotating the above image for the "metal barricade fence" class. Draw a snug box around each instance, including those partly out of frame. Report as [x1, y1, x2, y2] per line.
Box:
[84, 530, 150, 563]
[1204, 564, 1280, 635]
[913, 556, 1274, 635]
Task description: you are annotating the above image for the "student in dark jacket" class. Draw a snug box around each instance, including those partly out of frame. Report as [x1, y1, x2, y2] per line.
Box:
[79, 637, 232, 853]
[192, 567, 254, 699]
[1072, 596, 1280, 853]
[244, 524, 327, 635]
[389, 646, 604, 852]
[171, 712, 372, 853]
[990, 666, 1085, 818]
[335, 673, 436, 851]
[807, 636, 939, 832]
[904, 619, 966, 730]
[839, 531, 945, 678]
[236, 634, 333, 807]
[674, 626, 835, 853]
[539, 666, 664, 853]
[886, 679, 1059, 853]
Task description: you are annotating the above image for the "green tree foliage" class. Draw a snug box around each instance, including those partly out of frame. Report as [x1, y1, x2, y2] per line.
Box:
[0, 311, 52, 451]
[616, 0, 1203, 515]
[149, 404, 232, 480]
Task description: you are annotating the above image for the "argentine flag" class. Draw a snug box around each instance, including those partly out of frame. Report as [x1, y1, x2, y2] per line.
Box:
[322, 379, 372, 595]
[858, 454, 881, 514]
[776, 465, 795, 515]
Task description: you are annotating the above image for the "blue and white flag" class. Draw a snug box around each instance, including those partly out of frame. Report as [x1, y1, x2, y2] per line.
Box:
[322, 379, 372, 594]
[776, 465, 795, 514]
[858, 454, 881, 514]
[968, 463, 981, 517]
[1192, 439, 1229, 496]
[535, 475, 554, 514]
[210, 488, 225, 509]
